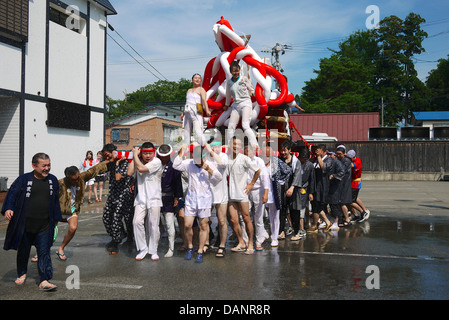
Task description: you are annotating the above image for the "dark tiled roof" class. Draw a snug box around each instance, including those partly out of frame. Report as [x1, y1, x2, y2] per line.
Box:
[93, 0, 117, 15]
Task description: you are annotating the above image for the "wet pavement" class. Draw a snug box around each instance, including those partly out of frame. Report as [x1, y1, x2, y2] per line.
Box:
[0, 181, 448, 301]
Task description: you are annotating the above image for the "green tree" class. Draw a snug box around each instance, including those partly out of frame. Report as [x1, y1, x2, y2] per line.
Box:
[299, 12, 428, 126]
[375, 12, 428, 125]
[426, 55, 449, 110]
[106, 78, 192, 121]
[301, 30, 380, 114]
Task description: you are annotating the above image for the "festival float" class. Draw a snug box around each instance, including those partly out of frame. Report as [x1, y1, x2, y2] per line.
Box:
[199, 17, 309, 149]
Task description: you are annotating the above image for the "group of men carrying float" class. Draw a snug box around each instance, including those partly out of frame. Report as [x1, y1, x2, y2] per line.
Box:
[1, 18, 369, 289]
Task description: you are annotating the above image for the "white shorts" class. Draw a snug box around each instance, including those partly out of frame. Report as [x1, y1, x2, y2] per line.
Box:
[184, 205, 211, 218]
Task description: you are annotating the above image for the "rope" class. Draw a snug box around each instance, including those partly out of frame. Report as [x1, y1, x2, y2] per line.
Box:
[289, 120, 310, 147]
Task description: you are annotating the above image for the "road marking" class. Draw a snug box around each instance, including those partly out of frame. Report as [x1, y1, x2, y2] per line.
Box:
[60, 281, 143, 290]
[4, 278, 143, 290]
[282, 250, 449, 262]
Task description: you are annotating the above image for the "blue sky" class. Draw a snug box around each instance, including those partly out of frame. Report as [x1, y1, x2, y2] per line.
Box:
[105, 0, 449, 101]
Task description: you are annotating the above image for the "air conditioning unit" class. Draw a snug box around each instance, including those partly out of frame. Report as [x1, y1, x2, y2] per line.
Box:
[400, 127, 430, 141]
[369, 127, 397, 141]
[434, 127, 449, 140]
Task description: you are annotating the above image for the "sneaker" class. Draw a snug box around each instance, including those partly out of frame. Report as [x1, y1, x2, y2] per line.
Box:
[135, 249, 148, 261]
[105, 240, 114, 250]
[299, 229, 307, 238]
[107, 242, 119, 255]
[352, 215, 361, 223]
[286, 227, 294, 236]
[359, 211, 370, 222]
[271, 240, 279, 247]
[195, 253, 203, 263]
[164, 249, 173, 258]
[184, 247, 194, 260]
[151, 254, 159, 261]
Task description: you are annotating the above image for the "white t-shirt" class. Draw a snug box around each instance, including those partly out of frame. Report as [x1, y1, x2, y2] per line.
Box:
[265, 160, 275, 204]
[172, 157, 222, 210]
[209, 152, 229, 204]
[225, 75, 254, 106]
[247, 156, 269, 190]
[134, 157, 163, 208]
[227, 153, 260, 202]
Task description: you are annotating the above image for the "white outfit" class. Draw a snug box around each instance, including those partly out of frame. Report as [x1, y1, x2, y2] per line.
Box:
[80, 159, 96, 186]
[242, 156, 270, 245]
[209, 152, 229, 204]
[265, 160, 279, 246]
[227, 153, 260, 202]
[172, 157, 222, 217]
[183, 92, 206, 146]
[225, 76, 258, 147]
[132, 158, 163, 256]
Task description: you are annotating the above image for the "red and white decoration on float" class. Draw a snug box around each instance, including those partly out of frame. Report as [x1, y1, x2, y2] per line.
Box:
[202, 17, 296, 129]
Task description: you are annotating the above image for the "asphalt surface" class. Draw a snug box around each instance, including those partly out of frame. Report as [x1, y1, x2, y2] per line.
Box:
[0, 181, 448, 305]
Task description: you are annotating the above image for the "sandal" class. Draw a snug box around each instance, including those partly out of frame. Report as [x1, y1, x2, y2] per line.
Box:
[215, 247, 226, 258]
[56, 251, 67, 261]
[245, 248, 255, 255]
[39, 281, 57, 291]
[231, 244, 247, 252]
[15, 275, 26, 286]
[290, 234, 301, 241]
[339, 221, 351, 228]
[255, 244, 264, 251]
[307, 227, 319, 233]
[31, 254, 38, 262]
[88, 200, 93, 204]
[203, 244, 210, 254]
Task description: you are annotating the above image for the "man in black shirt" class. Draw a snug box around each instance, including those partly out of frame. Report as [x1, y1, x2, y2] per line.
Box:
[25, 176, 50, 234]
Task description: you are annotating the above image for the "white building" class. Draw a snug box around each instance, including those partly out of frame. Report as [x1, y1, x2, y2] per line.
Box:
[0, 0, 117, 188]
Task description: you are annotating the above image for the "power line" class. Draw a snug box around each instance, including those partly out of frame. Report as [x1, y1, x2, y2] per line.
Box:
[108, 54, 214, 65]
[423, 18, 449, 27]
[107, 24, 168, 81]
[107, 32, 164, 81]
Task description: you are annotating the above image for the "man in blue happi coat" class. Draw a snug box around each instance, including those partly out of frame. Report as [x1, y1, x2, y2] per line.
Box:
[1, 153, 62, 291]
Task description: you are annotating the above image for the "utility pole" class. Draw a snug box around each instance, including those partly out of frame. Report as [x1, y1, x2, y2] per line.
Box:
[381, 96, 384, 127]
[261, 43, 292, 73]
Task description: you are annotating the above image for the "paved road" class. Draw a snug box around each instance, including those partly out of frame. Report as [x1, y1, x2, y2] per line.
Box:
[0, 181, 448, 304]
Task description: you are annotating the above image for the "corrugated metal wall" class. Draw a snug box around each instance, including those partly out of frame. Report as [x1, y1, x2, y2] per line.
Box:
[290, 112, 380, 141]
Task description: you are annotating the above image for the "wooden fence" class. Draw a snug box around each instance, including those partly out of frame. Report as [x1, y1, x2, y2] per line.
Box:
[305, 141, 449, 173]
